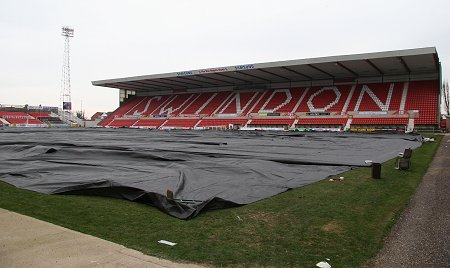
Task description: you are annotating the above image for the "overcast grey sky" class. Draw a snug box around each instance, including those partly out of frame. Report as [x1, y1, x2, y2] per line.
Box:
[1, 0, 449, 118]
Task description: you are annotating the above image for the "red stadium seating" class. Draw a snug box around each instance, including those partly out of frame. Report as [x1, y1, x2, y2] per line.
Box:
[107, 118, 138, 128]
[296, 86, 352, 113]
[404, 80, 439, 124]
[181, 92, 215, 115]
[201, 92, 234, 115]
[220, 91, 259, 115]
[132, 95, 172, 117]
[158, 94, 197, 116]
[99, 80, 440, 129]
[5, 118, 44, 125]
[346, 83, 404, 113]
[163, 118, 199, 128]
[28, 112, 51, 118]
[246, 91, 271, 114]
[0, 112, 45, 125]
[0, 111, 29, 118]
[99, 96, 143, 127]
[133, 118, 166, 128]
[388, 83, 404, 111]
[275, 88, 305, 113]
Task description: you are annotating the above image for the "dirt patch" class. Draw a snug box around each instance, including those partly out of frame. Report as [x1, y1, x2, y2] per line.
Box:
[351, 206, 365, 213]
[321, 221, 344, 233]
[245, 211, 289, 226]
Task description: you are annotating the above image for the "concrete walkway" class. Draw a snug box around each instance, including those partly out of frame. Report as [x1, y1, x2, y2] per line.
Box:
[0, 208, 205, 268]
[373, 134, 450, 267]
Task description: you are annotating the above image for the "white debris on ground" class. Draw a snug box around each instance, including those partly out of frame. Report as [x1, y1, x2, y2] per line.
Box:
[316, 260, 331, 268]
[158, 240, 177, 246]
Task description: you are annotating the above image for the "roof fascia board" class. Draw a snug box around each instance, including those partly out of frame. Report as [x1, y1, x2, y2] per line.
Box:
[92, 47, 437, 86]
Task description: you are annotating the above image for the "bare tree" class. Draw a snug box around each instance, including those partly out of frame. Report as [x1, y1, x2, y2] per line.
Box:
[443, 80, 450, 116]
[76, 110, 86, 120]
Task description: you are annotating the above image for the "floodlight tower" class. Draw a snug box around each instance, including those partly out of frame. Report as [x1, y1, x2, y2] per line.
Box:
[60, 26, 74, 118]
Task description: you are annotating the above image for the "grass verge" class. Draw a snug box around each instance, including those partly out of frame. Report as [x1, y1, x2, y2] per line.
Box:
[0, 135, 442, 267]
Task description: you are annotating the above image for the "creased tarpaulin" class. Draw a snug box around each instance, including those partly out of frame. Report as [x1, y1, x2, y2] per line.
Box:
[0, 128, 422, 219]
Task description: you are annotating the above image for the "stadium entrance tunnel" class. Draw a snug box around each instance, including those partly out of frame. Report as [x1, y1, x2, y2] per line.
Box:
[0, 128, 423, 219]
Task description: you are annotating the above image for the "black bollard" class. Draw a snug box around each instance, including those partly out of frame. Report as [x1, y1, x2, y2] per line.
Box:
[372, 163, 381, 179]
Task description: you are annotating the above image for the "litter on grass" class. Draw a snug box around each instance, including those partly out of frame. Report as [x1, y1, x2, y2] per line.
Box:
[329, 177, 344, 182]
[316, 260, 331, 268]
[158, 240, 177, 246]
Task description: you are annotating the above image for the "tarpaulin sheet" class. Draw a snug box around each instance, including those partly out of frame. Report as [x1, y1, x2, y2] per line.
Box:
[0, 128, 422, 219]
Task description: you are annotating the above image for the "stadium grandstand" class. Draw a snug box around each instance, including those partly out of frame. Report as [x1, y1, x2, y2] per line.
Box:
[93, 47, 442, 132]
[0, 104, 73, 127]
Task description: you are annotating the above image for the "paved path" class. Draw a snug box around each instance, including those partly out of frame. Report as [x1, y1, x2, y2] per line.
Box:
[373, 134, 450, 267]
[0, 208, 205, 268]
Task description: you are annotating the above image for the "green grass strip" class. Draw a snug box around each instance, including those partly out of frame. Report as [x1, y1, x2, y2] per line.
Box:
[0, 135, 442, 267]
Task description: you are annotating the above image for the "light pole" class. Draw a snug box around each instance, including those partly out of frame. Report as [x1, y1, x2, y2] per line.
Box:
[61, 26, 74, 124]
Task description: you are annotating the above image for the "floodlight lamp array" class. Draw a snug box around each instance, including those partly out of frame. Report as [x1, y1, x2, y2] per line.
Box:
[61, 27, 74, 37]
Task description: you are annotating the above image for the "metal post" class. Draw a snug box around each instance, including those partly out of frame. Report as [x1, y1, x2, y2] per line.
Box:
[61, 26, 74, 125]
